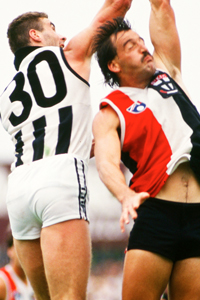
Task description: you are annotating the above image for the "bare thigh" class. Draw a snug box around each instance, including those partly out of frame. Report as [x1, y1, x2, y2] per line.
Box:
[122, 249, 173, 300]
[41, 219, 91, 300]
[169, 257, 200, 300]
[14, 238, 50, 300]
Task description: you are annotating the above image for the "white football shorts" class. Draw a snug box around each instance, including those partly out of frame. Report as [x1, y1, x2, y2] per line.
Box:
[6, 154, 89, 240]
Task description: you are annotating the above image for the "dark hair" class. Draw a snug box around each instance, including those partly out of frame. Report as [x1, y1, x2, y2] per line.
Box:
[6, 233, 13, 249]
[92, 17, 131, 87]
[7, 11, 48, 53]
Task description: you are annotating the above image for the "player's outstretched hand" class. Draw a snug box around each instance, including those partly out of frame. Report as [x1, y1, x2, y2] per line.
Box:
[120, 191, 150, 232]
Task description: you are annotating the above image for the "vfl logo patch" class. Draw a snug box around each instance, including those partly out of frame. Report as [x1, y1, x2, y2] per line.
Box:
[127, 101, 146, 114]
[150, 73, 178, 97]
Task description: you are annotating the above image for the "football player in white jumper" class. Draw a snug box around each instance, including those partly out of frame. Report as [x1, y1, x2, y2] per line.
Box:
[0, 1, 132, 299]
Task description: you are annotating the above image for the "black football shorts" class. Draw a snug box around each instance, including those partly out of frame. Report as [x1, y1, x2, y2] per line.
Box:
[128, 197, 200, 262]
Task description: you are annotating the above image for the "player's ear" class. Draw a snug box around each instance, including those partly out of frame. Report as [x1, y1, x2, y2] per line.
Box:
[108, 59, 120, 73]
[29, 29, 42, 42]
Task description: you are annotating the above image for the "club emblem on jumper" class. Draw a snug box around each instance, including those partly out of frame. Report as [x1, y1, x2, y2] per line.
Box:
[150, 73, 178, 96]
[127, 100, 146, 114]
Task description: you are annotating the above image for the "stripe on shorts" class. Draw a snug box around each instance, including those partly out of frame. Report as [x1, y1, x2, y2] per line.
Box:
[74, 158, 88, 220]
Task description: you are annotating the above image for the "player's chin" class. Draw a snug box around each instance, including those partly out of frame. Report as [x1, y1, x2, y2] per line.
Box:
[146, 63, 156, 76]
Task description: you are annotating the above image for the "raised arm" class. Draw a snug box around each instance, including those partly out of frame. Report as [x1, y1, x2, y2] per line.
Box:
[64, 0, 132, 80]
[93, 106, 149, 232]
[149, 0, 181, 79]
